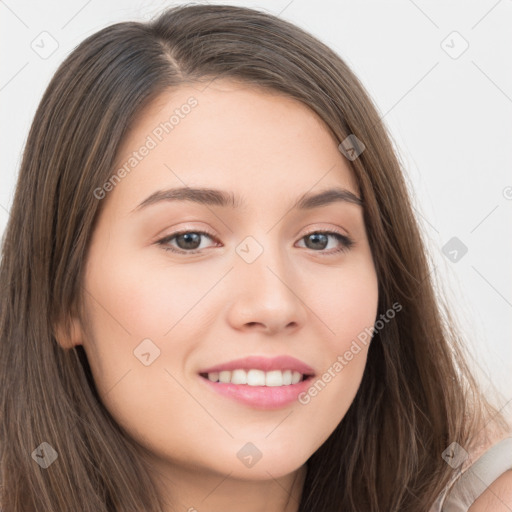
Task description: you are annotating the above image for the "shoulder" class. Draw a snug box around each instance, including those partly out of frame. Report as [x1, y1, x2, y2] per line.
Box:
[439, 431, 512, 512]
[468, 469, 512, 512]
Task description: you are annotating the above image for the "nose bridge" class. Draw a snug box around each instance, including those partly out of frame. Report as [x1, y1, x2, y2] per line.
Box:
[234, 231, 300, 305]
[237, 227, 284, 273]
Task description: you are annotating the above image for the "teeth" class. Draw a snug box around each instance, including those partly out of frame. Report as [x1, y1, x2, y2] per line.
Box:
[219, 370, 231, 383]
[205, 369, 305, 386]
[231, 369, 247, 384]
[207, 372, 219, 382]
[291, 371, 301, 384]
[247, 369, 265, 386]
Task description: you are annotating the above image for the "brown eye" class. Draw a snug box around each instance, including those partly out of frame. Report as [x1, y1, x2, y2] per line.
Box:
[157, 230, 219, 254]
[297, 231, 354, 255]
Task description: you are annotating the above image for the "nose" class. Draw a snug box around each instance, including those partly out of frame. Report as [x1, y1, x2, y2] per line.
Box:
[225, 240, 308, 335]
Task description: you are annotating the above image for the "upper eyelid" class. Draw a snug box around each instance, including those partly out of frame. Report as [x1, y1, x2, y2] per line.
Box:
[157, 220, 352, 239]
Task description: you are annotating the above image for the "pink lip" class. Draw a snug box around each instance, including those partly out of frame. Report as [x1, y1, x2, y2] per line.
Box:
[198, 355, 315, 375]
[199, 375, 314, 410]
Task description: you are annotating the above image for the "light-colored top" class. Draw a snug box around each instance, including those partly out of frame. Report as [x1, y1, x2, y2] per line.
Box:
[430, 436, 512, 512]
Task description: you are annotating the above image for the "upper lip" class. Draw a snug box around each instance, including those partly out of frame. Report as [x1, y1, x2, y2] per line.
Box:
[199, 355, 315, 376]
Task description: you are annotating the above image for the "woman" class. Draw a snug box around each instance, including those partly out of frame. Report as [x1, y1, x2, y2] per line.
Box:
[0, 4, 510, 511]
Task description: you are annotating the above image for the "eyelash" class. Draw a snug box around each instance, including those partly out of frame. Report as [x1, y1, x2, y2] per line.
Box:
[156, 228, 354, 256]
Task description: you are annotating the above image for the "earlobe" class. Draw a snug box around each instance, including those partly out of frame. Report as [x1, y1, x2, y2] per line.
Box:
[53, 313, 84, 350]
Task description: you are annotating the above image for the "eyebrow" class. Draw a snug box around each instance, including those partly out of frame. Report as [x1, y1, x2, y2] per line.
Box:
[130, 185, 363, 214]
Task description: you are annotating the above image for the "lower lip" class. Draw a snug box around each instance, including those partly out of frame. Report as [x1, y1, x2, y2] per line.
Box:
[199, 375, 314, 409]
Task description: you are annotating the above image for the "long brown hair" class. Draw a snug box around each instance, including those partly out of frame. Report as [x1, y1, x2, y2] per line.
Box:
[0, 4, 508, 511]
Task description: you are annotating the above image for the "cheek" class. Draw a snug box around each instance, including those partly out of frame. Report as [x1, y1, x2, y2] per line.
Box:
[79, 240, 224, 413]
[294, 254, 378, 435]
[307, 254, 379, 351]
[83, 242, 209, 345]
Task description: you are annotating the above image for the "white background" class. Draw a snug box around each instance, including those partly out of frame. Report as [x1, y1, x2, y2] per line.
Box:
[1, 0, 511, 409]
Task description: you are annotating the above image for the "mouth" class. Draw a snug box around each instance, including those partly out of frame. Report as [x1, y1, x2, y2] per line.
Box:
[197, 355, 316, 409]
[197, 365, 316, 410]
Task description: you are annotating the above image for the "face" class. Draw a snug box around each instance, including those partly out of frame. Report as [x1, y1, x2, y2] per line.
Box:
[69, 80, 378, 483]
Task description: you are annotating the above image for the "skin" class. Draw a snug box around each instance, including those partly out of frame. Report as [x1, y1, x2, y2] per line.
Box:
[59, 79, 379, 512]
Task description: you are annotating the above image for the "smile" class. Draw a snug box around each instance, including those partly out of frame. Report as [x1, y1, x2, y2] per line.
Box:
[198, 371, 315, 410]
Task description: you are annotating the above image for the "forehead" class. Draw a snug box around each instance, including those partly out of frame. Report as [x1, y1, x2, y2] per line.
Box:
[109, 79, 360, 213]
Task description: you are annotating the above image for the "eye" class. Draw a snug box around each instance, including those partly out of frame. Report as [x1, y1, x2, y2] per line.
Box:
[296, 230, 354, 256]
[156, 229, 354, 256]
[157, 229, 219, 254]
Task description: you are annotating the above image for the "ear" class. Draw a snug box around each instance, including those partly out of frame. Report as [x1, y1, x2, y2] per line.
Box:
[53, 310, 85, 350]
